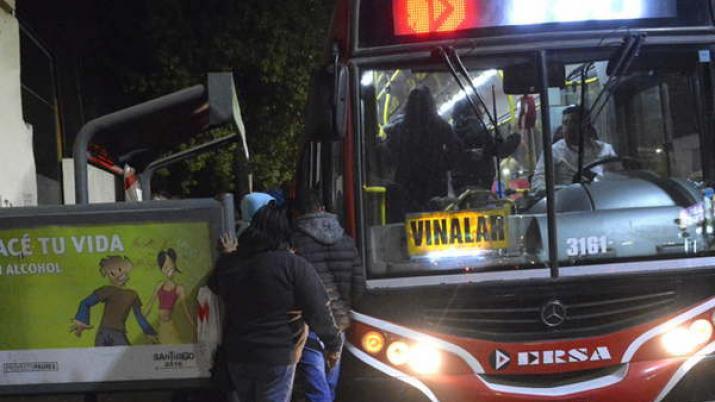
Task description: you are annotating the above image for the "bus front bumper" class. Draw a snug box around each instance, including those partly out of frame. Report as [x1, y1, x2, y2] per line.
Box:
[338, 348, 715, 402]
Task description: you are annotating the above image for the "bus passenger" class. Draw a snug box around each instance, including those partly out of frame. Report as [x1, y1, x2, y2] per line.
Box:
[382, 86, 462, 219]
[209, 200, 342, 402]
[292, 190, 364, 402]
[532, 105, 616, 191]
[451, 98, 521, 194]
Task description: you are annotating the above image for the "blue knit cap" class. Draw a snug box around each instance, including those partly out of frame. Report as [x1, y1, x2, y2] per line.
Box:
[266, 188, 286, 208]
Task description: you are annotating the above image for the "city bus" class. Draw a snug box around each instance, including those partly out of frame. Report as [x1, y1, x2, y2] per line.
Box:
[299, 0, 715, 401]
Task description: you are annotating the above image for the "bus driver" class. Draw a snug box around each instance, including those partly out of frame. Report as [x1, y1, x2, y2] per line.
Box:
[532, 105, 616, 191]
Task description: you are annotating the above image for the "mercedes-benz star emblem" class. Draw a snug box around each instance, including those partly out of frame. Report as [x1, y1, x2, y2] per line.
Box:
[540, 300, 567, 327]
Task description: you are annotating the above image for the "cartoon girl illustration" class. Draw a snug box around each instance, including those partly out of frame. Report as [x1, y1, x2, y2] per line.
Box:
[144, 248, 194, 344]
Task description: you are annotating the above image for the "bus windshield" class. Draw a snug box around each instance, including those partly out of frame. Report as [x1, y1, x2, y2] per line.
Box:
[359, 48, 715, 279]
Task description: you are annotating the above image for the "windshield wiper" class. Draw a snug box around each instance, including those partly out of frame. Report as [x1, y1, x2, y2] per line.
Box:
[434, 46, 506, 197]
[576, 34, 645, 183]
[588, 34, 645, 122]
[434, 47, 498, 129]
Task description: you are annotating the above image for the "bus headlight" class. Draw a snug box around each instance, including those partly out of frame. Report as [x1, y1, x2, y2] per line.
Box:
[662, 328, 696, 356]
[662, 319, 713, 356]
[407, 342, 442, 375]
[361, 331, 385, 355]
[384, 340, 442, 374]
[386, 341, 410, 366]
[690, 319, 713, 345]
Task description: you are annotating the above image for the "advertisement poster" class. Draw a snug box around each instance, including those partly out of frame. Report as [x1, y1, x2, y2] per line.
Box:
[0, 221, 218, 386]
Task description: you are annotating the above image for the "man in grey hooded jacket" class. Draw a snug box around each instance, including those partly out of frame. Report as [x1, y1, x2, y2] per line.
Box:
[291, 190, 365, 402]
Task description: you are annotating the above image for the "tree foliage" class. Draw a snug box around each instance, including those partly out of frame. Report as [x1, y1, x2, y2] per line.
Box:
[90, 0, 335, 197]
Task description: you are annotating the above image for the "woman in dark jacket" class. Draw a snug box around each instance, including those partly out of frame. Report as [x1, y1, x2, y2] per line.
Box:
[383, 86, 462, 218]
[209, 201, 341, 402]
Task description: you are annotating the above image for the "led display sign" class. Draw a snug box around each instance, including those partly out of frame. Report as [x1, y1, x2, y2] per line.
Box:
[393, 0, 678, 36]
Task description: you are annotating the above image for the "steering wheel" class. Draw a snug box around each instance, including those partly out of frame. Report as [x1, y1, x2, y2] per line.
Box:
[572, 156, 643, 183]
[445, 188, 512, 212]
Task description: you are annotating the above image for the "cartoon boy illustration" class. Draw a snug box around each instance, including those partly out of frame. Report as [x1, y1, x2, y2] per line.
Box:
[71, 256, 158, 346]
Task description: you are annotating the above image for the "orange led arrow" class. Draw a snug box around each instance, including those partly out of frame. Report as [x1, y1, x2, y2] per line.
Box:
[433, 0, 465, 32]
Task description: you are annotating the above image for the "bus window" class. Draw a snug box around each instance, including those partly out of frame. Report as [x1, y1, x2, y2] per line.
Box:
[533, 49, 715, 267]
[360, 65, 548, 278]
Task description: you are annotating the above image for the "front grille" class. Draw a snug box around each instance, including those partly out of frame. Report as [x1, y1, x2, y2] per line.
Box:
[419, 279, 686, 341]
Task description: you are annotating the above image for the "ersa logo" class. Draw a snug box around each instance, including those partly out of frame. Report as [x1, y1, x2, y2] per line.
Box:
[489, 347, 612, 371]
[490, 349, 512, 371]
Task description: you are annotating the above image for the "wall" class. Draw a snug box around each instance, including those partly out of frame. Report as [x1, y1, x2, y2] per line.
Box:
[61, 159, 116, 204]
[0, 0, 37, 207]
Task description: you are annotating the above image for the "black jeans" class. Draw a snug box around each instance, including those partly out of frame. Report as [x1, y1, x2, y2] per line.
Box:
[227, 362, 296, 402]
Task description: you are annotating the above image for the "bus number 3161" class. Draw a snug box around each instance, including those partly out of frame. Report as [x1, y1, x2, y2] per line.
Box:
[566, 236, 608, 257]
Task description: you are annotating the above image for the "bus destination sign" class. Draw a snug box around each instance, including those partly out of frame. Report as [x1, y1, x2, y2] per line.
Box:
[405, 207, 510, 258]
[392, 0, 678, 36]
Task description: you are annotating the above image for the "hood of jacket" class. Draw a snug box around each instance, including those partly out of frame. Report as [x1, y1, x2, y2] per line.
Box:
[294, 212, 345, 245]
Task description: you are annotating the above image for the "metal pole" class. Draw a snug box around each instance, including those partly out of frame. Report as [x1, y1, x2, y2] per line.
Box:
[537, 50, 559, 279]
[219, 193, 236, 235]
[138, 134, 239, 201]
[139, 172, 153, 201]
[658, 83, 674, 177]
[73, 85, 206, 204]
[492, 85, 503, 198]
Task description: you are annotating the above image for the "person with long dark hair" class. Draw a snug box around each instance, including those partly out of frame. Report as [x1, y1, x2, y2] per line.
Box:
[383, 86, 462, 219]
[209, 200, 341, 402]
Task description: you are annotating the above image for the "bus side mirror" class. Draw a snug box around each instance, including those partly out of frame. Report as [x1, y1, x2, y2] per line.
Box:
[305, 65, 349, 141]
